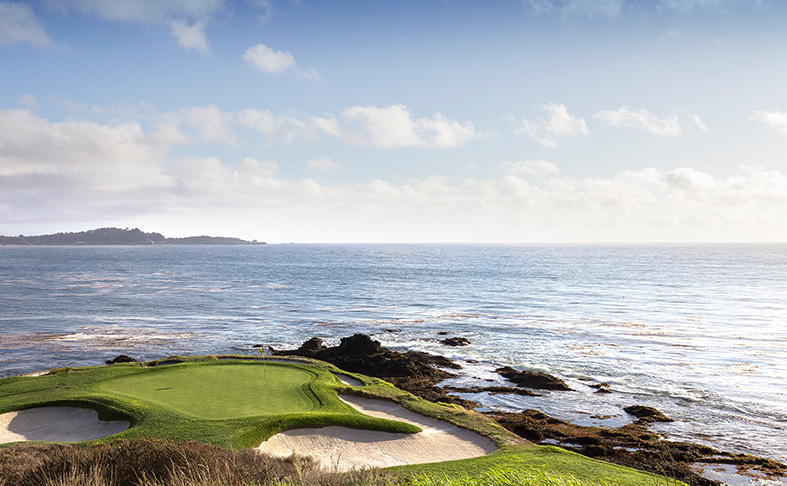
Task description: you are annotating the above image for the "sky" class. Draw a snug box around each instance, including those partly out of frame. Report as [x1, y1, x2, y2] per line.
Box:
[1, 0, 787, 243]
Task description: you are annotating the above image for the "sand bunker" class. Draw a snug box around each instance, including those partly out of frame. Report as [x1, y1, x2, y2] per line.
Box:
[0, 407, 129, 444]
[257, 395, 497, 471]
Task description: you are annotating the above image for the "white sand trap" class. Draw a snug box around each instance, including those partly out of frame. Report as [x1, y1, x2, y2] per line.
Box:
[334, 373, 364, 387]
[257, 395, 497, 471]
[0, 407, 130, 444]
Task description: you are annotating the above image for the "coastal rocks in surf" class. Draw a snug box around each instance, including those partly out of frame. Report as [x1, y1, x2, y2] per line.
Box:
[485, 409, 786, 486]
[624, 405, 674, 424]
[441, 337, 471, 346]
[273, 334, 475, 408]
[105, 355, 137, 365]
[495, 366, 572, 391]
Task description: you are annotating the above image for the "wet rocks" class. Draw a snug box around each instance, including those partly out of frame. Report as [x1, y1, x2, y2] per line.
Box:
[441, 337, 471, 346]
[105, 355, 136, 365]
[624, 405, 674, 424]
[495, 366, 572, 391]
[443, 385, 541, 397]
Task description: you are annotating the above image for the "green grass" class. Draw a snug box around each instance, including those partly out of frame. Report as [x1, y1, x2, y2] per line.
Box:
[0, 356, 685, 486]
[392, 445, 675, 486]
[0, 358, 420, 449]
[98, 364, 317, 419]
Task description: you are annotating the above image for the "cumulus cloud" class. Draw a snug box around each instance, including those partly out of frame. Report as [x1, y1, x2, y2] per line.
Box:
[751, 109, 787, 134]
[2, 110, 786, 242]
[0, 2, 52, 47]
[169, 20, 209, 53]
[222, 104, 477, 149]
[307, 156, 341, 172]
[0, 108, 175, 192]
[515, 103, 589, 148]
[242, 43, 323, 82]
[594, 107, 681, 136]
[341, 104, 478, 149]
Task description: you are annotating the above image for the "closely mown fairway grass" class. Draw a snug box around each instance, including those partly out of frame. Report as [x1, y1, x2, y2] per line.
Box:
[99, 364, 316, 419]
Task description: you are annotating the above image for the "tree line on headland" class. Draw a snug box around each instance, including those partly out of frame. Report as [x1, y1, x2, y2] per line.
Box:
[0, 227, 264, 245]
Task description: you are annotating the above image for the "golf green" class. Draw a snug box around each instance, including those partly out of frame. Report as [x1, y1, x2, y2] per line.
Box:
[99, 363, 317, 419]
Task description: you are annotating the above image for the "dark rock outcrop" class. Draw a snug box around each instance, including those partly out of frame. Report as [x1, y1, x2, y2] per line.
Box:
[495, 366, 572, 391]
[106, 355, 137, 365]
[441, 337, 471, 346]
[274, 334, 474, 407]
[624, 405, 674, 424]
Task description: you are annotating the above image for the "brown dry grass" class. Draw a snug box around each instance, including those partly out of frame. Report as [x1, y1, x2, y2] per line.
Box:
[0, 438, 395, 486]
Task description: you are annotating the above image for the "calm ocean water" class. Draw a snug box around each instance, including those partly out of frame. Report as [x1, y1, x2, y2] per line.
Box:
[1, 244, 786, 463]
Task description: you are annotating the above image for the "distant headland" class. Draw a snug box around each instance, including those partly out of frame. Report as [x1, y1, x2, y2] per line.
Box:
[0, 227, 264, 245]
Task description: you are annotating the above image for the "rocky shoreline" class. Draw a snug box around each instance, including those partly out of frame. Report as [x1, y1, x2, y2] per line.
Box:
[272, 334, 787, 486]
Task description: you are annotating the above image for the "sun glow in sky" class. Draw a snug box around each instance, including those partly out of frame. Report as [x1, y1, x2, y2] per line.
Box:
[1, 0, 786, 243]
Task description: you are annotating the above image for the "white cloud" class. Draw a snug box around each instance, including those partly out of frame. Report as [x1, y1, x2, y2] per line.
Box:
[18, 94, 40, 109]
[180, 105, 237, 144]
[341, 104, 478, 149]
[0, 2, 52, 47]
[504, 160, 560, 176]
[690, 114, 709, 133]
[0, 108, 175, 192]
[515, 103, 589, 148]
[594, 107, 681, 136]
[2, 111, 786, 242]
[45, 0, 224, 51]
[169, 20, 209, 53]
[242, 43, 323, 82]
[235, 104, 477, 149]
[242, 43, 296, 74]
[44, 0, 226, 24]
[522, 0, 625, 19]
[307, 156, 341, 172]
[751, 109, 787, 134]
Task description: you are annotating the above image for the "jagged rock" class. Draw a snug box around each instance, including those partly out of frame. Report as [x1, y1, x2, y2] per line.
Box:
[495, 366, 572, 391]
[441, 337, 471, 346]
[624, 405, 674, 424]
[106, 355, 136, 365]
[274, 334, 474, 407]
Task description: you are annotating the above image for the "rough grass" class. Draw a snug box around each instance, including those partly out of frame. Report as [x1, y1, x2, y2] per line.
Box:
[0, 438, 394, 486]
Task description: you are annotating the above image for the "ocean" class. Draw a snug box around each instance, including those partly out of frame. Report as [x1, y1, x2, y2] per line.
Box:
[1, 244, 785, 465]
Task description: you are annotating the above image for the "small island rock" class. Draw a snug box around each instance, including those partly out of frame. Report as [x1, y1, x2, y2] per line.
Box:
[495, 366, 572, 391]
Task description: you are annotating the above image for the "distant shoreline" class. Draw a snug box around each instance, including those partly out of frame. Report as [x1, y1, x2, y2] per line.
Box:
[0, 227, 264, 246]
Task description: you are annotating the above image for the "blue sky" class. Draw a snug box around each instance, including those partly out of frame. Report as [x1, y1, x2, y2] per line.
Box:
[1, 0, 786, 242]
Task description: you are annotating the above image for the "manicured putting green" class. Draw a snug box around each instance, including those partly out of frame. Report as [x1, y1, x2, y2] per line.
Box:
[99, 364, 316, 419]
